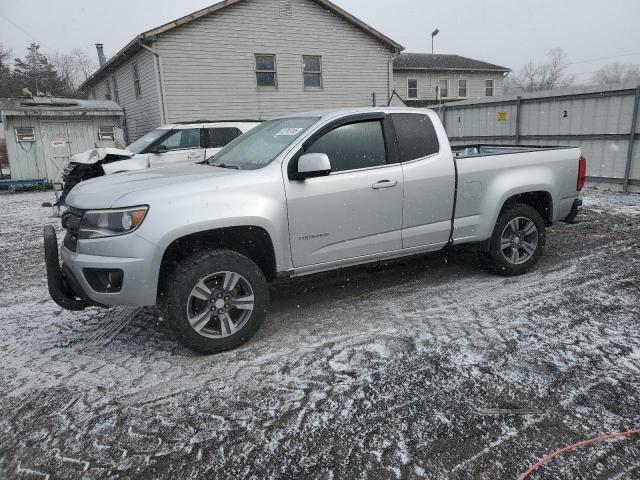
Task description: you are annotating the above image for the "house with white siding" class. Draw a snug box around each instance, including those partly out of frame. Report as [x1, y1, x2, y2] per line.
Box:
[80, 0, 403, 142]
[392, 53, 511, 106]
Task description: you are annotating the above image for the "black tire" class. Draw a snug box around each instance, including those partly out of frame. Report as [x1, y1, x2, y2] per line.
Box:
[162, 249, 269, 354]
[487, 203, 546, 276]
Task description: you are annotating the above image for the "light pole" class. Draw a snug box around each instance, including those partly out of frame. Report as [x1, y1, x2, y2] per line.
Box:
[431, 29, 440, 54]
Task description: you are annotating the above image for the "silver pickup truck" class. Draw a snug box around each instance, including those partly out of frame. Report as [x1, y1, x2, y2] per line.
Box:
[45, 107, 586, 354]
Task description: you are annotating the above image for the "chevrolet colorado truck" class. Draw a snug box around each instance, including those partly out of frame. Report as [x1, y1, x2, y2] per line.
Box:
[45, 107, 586, 354]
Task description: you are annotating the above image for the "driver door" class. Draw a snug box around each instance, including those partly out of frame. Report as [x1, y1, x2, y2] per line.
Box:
[284, 116, 404, 268]
[149, 128, 205, 168]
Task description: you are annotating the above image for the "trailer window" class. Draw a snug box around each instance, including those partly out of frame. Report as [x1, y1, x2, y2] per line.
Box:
[391, 113, 440, 162]
[15, 127, 35, 142]
[98, 126, 116, 141]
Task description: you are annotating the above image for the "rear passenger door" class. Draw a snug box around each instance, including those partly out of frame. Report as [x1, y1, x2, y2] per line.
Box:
[393, 113, 456, 249]
[203, 127, 242, 158]
[285, 115, 404, 268]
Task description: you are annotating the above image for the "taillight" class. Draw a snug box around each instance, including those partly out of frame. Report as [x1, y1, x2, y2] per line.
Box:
[577, 156, 587, 191]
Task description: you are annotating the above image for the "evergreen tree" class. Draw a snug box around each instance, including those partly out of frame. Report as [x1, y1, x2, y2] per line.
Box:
[0, 43, 13, 97]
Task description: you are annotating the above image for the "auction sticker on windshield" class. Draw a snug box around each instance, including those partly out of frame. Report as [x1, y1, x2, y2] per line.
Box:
[276, 128, 304, 136]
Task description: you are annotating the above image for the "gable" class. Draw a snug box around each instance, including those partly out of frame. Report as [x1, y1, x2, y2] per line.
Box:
[80, 0, 402, 90]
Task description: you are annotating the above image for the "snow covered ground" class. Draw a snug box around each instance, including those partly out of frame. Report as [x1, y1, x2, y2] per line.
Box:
[0, 188, 639, 479]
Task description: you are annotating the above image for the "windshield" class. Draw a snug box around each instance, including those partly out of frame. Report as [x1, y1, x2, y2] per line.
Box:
[126, 129, 170, 154]
[208, 117, 319, 170]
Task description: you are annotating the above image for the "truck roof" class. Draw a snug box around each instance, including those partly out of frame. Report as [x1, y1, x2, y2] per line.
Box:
[279, 106, 436, 121]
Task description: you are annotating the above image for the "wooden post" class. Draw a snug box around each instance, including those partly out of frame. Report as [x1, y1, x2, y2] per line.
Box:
[623, 86, 640, 193]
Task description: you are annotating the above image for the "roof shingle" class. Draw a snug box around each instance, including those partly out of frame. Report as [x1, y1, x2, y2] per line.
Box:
[394, 53, 510, 72]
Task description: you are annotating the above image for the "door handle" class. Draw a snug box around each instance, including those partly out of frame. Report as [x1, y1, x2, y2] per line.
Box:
[372, 180, 398, 190]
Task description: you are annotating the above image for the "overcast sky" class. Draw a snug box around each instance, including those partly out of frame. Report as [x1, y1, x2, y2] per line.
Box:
[1, 0, 639, 80]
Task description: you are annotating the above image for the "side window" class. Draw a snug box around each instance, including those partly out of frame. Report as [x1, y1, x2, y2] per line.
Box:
[306, 120, 387, 173]
[303, 55, 322, 89]
[408, 79, 418, 99]
[158, 129, 201, 151]
[132, 63, 142, 99]
[485, 79, 494, 97]
[391, 113, 440, 162]
[255, 54, 277, 88]
[205, 128, 242, 148]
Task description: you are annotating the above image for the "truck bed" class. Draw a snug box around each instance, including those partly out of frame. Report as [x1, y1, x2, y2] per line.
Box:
[452, 144, 576, 158]
[450, 143, 582, 243]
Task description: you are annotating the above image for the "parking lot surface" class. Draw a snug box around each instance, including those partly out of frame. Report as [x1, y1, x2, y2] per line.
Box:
[0, 189, 639, 479]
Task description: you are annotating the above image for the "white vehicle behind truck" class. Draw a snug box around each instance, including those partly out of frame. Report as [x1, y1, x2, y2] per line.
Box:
[45, 107, 586, 354]
[60, 121, 261, 202]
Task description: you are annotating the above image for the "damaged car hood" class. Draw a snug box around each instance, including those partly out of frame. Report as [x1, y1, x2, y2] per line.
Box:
[70, 148, 133, 165]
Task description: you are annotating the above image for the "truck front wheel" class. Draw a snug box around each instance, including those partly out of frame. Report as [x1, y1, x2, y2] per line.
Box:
[487, 203, 546, 276]
[162, 249, 269, 354]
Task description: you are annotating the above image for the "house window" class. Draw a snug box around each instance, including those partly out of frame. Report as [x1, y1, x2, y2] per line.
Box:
[132, 63, 142, 99]
[105, 79, 112, 100]
[485, 79, 494, 97]
[255, 54, 277, 88]
[303, 55, 322, 89]
[112, 76, 120, 103]
[458, 79, 468, 98]
[438, 79, 449, 98]
[407, 79, 418, 99]
[98, 126, 116, 141]
[15, 127, 35, 142]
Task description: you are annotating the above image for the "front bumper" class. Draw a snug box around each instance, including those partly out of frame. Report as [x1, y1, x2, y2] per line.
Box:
[44, 226, 159, 310]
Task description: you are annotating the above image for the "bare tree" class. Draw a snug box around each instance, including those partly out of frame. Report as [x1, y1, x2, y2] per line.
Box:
[71, 49, 98, 82]
[49, 52, 77, 93]
[592, 62, 640, 86]
[49, 49, 98, 94]
[511, 48, 575, 93]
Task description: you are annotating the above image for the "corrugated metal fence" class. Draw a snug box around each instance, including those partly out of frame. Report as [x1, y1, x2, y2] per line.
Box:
[434, 84, 640, 192]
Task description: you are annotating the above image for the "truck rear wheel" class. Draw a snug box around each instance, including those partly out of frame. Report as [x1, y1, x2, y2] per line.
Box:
[162, 249, 268, 354]
[487, 203, 546, 276]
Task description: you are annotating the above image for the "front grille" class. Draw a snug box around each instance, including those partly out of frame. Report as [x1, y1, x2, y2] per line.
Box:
[62, 162, 77, 181]
[62, 206, 84, 252]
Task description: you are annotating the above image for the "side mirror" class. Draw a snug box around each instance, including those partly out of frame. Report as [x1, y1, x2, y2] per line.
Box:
[297, 153, 331, 180]
[150, 145, 167, 154]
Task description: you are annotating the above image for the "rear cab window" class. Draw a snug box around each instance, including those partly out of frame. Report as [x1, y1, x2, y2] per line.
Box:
[391, 113, 439, 162]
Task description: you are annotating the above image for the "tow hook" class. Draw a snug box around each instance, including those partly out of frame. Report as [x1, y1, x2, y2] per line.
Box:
[43, 226, 91, 311]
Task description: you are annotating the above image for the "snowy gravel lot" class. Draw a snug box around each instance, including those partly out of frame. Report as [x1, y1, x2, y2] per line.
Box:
[0, 188, 639, 479]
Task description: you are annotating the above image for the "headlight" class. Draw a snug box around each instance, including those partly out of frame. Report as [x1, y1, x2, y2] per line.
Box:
[79, 206, 148, 239]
